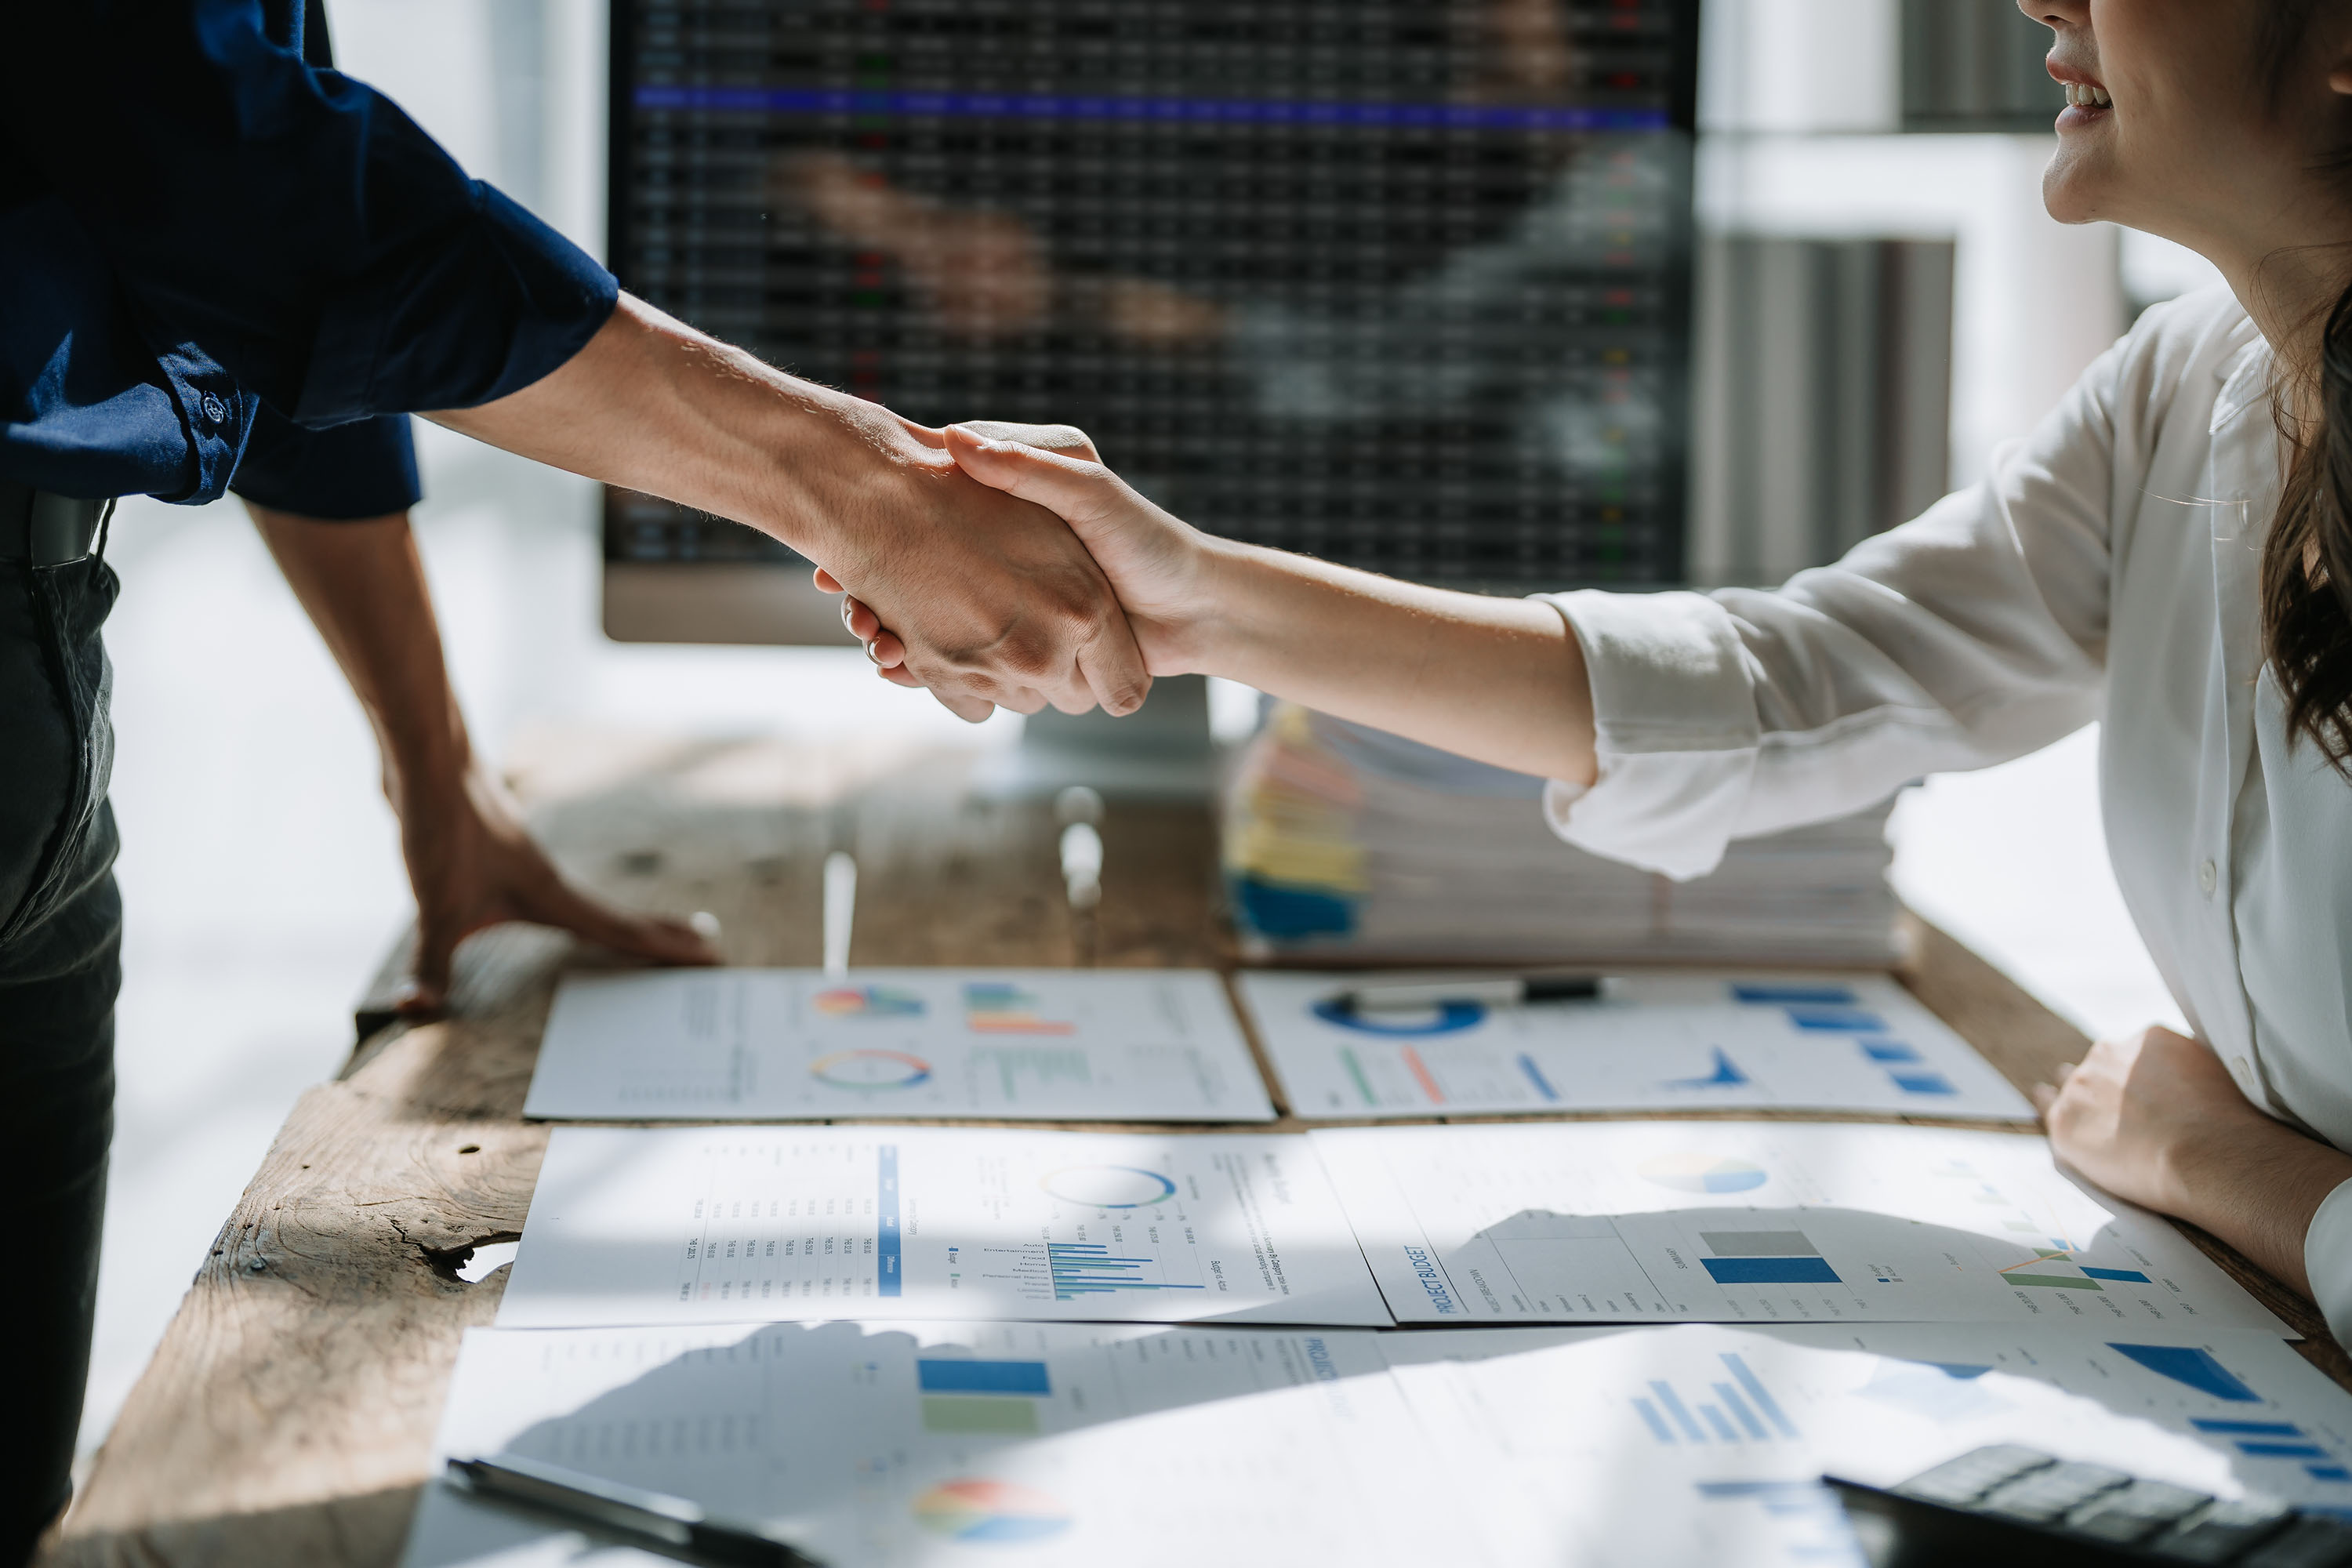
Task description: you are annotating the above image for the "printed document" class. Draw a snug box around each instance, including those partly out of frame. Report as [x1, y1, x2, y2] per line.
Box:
[526, 968, 1273, 1122]
[1237, 970, 2032, 1120]
[401, 1319, 2352, 1568]
[498, 1125, 1391, 1329]
[1312, 1120, 2288, 1330]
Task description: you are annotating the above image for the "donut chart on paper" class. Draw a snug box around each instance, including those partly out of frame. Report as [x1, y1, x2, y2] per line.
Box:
[1040, 1164, 1178, 1208]
[808, 1048, 934, 1090]
[1311, 997, 1486, 1036]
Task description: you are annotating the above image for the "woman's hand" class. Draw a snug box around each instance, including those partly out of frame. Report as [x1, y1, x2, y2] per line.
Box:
[2034, 1025, 2270, 1215]
[2035, 1025, 2352, 1297]
[820, 420, 1220, 688]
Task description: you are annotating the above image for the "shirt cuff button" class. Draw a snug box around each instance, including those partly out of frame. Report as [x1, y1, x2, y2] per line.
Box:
[199, 393, 227, 425]
[2197, 858, 2217, 895]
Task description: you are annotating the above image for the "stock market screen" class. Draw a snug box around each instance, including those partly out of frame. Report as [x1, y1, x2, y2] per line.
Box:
[608, 0, 1697, 588]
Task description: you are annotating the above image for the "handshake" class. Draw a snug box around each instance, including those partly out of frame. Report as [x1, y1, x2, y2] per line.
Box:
[812, 419, 1208, 724]
[440, 292, 1593, 785]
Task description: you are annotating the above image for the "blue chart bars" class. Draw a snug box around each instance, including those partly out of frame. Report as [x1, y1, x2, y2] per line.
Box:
[1633, 1353, 1802, 1445]
[2191, 1420, 2352, 1485]
[1044, 1243, 1206, 1302]
[1698, 1230, 1843, 1287]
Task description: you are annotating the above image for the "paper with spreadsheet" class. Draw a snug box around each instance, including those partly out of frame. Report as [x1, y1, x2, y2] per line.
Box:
[401, 1319, 2352, 1568]
[1312, 1120, 2290, 1332]
[525, 968, 1274, 1123]
[1236, 970, 2032, 1120]
[497, 1125, 1391, 1330]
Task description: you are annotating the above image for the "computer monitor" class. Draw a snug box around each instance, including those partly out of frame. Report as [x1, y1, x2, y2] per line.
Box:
[602, 0, 1702, 647]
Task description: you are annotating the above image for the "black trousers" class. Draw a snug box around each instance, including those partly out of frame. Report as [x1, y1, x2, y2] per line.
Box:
[0, 546, 122, 1566]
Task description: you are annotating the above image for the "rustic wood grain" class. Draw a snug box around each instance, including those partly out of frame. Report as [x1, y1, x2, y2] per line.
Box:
[42, 727, 2346, 1567]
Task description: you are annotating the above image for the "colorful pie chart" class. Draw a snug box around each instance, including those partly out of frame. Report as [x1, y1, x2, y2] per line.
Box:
[912, 1479, 1072, 1544]
[1639, 1152, 1769, 1195]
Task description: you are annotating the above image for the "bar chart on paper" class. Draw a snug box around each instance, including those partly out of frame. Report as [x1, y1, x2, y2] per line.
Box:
[1237, 971, 2033, 1120]
[525, 968, 1275, 1122]
[1380, 1323, 2352, 1568]
[498, 1127, 1392, 1329]
[1312, 1121, 2288, 1329]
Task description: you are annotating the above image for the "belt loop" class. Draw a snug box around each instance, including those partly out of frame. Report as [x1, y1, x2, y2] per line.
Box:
[91, 498, 116, 568]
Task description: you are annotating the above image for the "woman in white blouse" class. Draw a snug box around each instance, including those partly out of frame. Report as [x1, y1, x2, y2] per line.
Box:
[838, 2, 2352, 1331]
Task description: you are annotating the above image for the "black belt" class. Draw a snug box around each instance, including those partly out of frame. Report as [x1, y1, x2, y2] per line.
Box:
[0, 481, 109, 565]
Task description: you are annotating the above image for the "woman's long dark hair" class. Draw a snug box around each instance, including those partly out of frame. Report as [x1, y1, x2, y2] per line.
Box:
[2260, 3, 2352, 768]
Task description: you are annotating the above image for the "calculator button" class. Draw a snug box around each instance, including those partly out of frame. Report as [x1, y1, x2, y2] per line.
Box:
[2240, 1517, 2352, 1568]
[1894, 1445, 2056, 1508]
[1978, 1460, 2135, 1523]
[2154, 1497, 2298, 1563]
[2070, 1481, 2216, 1544]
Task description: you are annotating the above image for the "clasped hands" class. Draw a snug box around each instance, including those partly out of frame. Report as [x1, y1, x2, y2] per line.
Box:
[817, 419, 1213, 720]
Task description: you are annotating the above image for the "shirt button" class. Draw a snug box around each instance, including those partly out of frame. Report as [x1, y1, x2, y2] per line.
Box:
[198, 393, 227, 425]
[2198, 859, 2217, 894]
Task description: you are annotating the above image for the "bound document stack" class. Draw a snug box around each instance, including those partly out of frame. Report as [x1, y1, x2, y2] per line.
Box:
[1224, 703, 1903, 967]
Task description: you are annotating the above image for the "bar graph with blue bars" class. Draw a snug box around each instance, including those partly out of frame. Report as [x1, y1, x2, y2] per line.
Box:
[2191, 1419, 2352, 1483]
[1632, 1353, 1801, 1446]
[1045, 1243, 1206, 1301]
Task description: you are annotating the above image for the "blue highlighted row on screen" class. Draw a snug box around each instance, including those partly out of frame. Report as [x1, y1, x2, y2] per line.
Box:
[634, 84, 1673, 134]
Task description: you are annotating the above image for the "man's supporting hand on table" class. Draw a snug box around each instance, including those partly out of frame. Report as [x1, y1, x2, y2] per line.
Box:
[252, 506, 717, 1014]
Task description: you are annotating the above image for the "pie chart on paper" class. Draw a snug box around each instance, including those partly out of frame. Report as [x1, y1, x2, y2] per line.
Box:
[1639, 1152, 1769, 1195]
[912, 1479, 1073, 1544]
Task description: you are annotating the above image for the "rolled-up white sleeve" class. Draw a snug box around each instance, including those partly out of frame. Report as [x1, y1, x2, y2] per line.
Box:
[1534, 319, 2136, 880]
[2307, 1180, 2352, 1346]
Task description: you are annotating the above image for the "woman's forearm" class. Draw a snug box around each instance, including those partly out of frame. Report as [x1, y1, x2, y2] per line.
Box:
[2167, 1120, 2352, 1298]
[1184, 539, 1599, 784]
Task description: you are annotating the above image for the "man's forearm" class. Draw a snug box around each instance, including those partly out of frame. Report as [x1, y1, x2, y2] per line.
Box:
[426, 294, 916, 571]
[426, 292, 1150, 718]
[249, 506, 469, 798]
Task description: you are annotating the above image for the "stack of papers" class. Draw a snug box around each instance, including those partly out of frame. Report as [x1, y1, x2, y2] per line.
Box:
[1224, 703, 1903, 965]
[405, 1319, 2352, 1568]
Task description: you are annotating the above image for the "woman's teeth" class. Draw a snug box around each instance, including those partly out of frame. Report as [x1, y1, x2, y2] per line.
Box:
[2063, 82, 2112, 108]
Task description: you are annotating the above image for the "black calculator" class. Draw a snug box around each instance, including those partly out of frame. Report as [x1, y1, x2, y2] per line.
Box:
[1826, 1445, 2352, 1566]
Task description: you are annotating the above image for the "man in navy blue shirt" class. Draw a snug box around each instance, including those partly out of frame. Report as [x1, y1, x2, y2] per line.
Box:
[0, 3, 1150, 1554]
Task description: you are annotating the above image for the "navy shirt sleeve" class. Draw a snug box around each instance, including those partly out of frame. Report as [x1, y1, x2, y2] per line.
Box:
[224, 2, 423, 522]
[231, 410, 420, 519]
[3, 1, 616, 432]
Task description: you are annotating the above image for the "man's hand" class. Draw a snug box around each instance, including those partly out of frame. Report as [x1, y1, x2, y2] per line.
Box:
[2035, 1025, 2352, 1298]
[252, 506, 718, 1011]
[392, 756, 712, 1012]
[829, 421, 1215, 691]
[428, 294, 1149, 721]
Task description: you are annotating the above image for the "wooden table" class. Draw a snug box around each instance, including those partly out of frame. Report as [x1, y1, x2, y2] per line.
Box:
[42, 728, 2347, 1566]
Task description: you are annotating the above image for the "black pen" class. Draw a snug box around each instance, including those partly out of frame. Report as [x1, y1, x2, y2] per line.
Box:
[1336, 973, 1606, 1013]
[448, 1454, 826, 1568]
